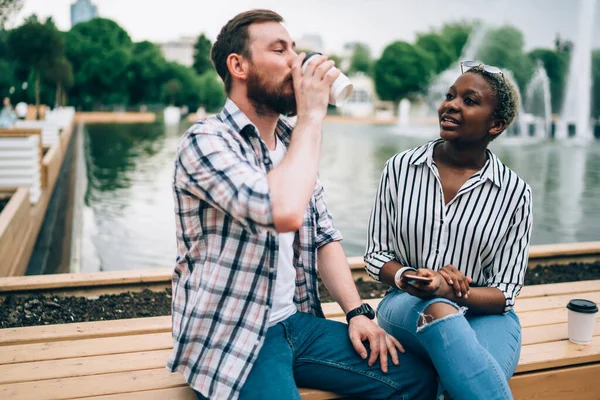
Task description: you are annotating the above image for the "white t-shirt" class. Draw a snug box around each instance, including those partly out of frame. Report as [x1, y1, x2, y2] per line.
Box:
[268, 136, 298, 326]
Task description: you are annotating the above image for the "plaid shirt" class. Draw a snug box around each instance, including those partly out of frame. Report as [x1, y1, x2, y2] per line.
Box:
[167, 99, 343, 400]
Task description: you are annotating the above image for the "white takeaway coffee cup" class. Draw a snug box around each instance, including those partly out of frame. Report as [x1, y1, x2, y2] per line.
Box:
[301, 52, 353, 106]
[567, 299, 598, 344]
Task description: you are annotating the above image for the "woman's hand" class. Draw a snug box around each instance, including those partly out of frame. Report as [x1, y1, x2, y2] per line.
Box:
[438, 264, 472, 299]
[398, 269, 453, 300]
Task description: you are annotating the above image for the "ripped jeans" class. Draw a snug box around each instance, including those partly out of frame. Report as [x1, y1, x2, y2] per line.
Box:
[377, 289, 521, 400]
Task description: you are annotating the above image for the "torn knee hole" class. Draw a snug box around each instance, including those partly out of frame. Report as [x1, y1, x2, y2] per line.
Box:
[417, 303, 460, 328]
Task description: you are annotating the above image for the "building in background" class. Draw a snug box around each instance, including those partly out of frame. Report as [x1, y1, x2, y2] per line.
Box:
[338, 72, 376, 117]
[70, 0, 98, 27]
[159, 36, 196, 67]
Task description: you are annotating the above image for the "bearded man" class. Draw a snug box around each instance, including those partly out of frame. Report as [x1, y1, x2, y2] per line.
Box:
[167, 9, 437, 400]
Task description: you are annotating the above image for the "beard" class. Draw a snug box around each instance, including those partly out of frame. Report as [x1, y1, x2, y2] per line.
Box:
[246, 64, 297, 116]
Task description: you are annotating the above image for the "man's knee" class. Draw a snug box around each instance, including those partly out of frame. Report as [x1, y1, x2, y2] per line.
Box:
[418, 302, 459, 328]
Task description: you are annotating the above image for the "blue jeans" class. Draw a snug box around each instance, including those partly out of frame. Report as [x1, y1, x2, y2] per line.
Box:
[377, 290, 521, 400]
[195, 311, 438, 399]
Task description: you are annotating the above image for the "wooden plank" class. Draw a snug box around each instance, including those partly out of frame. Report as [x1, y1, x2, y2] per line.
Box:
[509, 363, 600, 400]
[0, 187, 31, 277]
[522, 321, 600, 346]
[514, 291, 600, 313]
[0, 316, 171, 346]
[517, 336, 600, 373]
[0, 268, 173, 293]
[528, 242, 600, 259]
[0, 368, 185, 400]
[519, 307, 575, 328]
[76, 387, 197, 400]
[74, 112, 156, 124]
[0, 349, 171, 384]
[298, 389, 343, 400]
[0, 332, 172, 365]
[519, 280, 600, 299]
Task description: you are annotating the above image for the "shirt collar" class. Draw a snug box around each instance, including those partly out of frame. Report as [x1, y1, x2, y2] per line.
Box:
[218, 98, 294, 145]
[409, 139, 504, 188]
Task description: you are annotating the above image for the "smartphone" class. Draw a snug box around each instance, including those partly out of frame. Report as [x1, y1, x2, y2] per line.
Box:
[401, 274, 433, 284]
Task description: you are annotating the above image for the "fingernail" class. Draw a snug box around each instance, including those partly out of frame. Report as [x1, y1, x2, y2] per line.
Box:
[458, 292, 462, 297]
[362, 353, 367, 359]
[449, 280, 453, 284]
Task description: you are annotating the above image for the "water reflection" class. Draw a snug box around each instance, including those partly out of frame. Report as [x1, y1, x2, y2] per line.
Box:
[82, 122, 600, 271]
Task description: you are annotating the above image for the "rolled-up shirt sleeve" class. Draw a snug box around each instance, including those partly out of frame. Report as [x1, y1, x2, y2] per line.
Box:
[364, 160, 397, 282]
[175, 127, 275, 234]
[313, 177, 343, 249]
[488, 185, 533, 313]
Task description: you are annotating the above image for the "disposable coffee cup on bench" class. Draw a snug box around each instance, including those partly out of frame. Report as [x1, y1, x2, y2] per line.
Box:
[567, 299, 598, 344]
[301, 52, 353, 106]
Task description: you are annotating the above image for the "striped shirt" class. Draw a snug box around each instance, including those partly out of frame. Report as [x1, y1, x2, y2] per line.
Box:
[365, 139, 533, 312]
[167, 99, 342, 400]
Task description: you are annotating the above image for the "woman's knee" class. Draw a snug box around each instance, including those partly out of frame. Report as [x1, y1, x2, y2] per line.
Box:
[418, 302, 460, 328]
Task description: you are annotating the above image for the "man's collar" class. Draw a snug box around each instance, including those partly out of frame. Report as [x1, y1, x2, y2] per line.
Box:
[218, 98, 294, 144]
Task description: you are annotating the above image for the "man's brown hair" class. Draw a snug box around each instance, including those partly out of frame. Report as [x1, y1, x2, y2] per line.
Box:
[211, 9, 284, 93]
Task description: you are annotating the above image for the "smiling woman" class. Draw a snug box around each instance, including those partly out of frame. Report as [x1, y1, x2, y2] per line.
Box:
[365, 63, 530, 399]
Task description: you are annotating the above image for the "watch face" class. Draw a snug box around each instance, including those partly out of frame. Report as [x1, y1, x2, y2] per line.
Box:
[363, 304, 375, 319]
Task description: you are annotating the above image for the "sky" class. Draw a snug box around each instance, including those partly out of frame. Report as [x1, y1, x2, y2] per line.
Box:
[12, 0, 600, 57]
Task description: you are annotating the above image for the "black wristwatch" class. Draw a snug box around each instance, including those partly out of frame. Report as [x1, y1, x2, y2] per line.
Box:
[346, 303, 375, 323]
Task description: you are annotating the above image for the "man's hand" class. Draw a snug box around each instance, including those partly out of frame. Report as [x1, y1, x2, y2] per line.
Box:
[398, 268, 454, 300]
[291, 53, 340, 122]
[438, 264, 472, 299]
[348, 316, 404, 373]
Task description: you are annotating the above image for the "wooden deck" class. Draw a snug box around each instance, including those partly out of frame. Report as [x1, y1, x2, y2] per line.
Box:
[1, 280, 600, 399]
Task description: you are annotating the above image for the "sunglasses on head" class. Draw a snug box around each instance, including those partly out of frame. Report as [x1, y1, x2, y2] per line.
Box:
[460, 61, 504, 81]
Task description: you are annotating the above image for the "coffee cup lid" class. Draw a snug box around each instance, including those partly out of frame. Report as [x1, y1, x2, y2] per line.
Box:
[567, 299, 599, 314]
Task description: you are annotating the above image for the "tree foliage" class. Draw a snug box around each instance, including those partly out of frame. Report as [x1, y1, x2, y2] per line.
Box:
[347, 43, 372, 75]
[374, 41, 436, 105]
[0, 0, 23, 29]
[7, 16, 64, 116]
[593, 50, 600, 119]
[193, 33, 212, 76]
[415, 33, 454, 74]
[476, 25, 534, 92]
[439, 22, 473, 59]
[65, 18, 132, 108]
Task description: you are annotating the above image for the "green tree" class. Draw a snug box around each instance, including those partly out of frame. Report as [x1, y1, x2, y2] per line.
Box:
[592, 50, 600, 119]
[476, 25, 534, 92]
[347, 43, 372, 75]
[128, 41, 166, 105]
[374, 41, 436, 107]
[197, 70, 226, 112]
[65, 18, 133, 109]
[193, 33, 212, 76]
[0, 59, 14, 96]
[8, 16, 65, 118]
[163, 79, 181, 106]
[415, 33, 455, 74]
[162, 62, 203, 109]
[44, 57, 73, 106]
[528, 48, 568, 113]
[439, 22, 473, 59]
[0, 0, 23, 29]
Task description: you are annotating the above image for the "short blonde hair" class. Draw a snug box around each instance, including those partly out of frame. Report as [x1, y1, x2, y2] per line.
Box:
[465, 65, 520, 131]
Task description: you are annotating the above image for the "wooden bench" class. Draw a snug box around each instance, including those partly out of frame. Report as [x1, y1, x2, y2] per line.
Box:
[1, 280, 600, 399]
